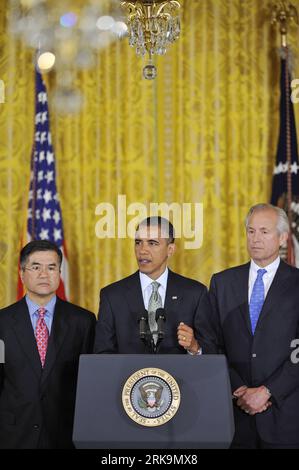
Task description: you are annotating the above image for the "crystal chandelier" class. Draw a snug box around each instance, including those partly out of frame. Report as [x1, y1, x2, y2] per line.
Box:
[121, 0, 181, 79]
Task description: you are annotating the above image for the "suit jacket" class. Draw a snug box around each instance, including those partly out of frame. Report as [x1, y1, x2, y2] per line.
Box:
[94, 270, 213, 354]
[0, 297, 96, 449]
[207, 260, 299, 445]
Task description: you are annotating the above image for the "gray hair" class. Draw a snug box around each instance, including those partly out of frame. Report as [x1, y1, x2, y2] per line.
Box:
[245, 203, 290, 235]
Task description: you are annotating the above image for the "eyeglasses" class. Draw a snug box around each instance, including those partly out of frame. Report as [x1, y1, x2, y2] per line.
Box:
[23, 265, 60, 274]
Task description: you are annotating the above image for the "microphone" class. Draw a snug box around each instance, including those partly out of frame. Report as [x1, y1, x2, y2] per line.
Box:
[138, 310, 149, 340]
[155, 308, 166, 340]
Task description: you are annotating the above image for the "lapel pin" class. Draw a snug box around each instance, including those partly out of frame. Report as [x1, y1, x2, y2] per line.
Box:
[172, 296, 178, 300]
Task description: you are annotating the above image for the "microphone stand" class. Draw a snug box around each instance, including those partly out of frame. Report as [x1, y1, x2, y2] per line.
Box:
[139, 309, 166, 354]
[138, 312, 154, 353]
[153, 308, 166, 354]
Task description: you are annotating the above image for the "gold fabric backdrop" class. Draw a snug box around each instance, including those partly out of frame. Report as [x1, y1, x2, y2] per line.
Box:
[1, 0, 299, 313]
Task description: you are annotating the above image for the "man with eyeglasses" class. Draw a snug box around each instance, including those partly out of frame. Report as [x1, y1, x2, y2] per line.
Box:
[0, 240, 96, 449]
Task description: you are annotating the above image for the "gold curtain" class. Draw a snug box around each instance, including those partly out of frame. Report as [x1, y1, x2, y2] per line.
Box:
[1, 0, 299, 314]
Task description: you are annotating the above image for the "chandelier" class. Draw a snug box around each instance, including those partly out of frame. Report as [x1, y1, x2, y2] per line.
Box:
[9, 0, 128, 112]
[121, 0, 181, 79]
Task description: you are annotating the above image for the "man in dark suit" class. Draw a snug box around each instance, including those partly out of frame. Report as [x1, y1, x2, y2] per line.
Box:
[207, 203, 299, 448]
[94, 216, 212, 355]
[0, 240, 96, 449]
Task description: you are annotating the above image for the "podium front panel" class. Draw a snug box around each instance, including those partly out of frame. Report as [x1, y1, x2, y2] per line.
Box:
[73, 354, 234, 449]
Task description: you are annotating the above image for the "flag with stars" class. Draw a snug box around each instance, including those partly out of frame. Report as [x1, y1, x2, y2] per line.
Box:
[270, 49, 299, 267]
[17, 70, 69, 299]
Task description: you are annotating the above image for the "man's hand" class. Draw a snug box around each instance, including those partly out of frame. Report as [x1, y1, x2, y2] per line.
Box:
[177, 322, 199, 354]
[233, 385, 248, 398]
[236, 386, 272, 415]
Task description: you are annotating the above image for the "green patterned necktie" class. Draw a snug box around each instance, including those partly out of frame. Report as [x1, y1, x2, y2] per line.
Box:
[148, 281, 162, 344]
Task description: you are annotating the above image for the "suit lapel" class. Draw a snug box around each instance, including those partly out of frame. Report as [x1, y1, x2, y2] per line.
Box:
[123, 272, 146, 323]
[123, 269, 194, 331]
[256, 260, 292, 330]
[164, 270, 183, 313]
[41, 297, 70, 386]
[123, 270, 183, 321]
[11, 298, 42, 379]
[233, 264, 252, 336]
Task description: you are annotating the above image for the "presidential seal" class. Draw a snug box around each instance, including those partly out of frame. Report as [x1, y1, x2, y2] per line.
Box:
[122, 368, 181, 427]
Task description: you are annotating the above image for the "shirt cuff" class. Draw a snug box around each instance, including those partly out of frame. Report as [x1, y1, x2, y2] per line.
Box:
[187, 347, 202, 356]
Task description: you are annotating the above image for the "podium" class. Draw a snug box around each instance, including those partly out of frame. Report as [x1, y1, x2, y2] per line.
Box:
[73, 354, 234, 449]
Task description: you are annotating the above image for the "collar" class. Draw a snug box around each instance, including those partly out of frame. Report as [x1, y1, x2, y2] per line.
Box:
[250, 256, 280, 276]
[139, 267, 169, 292]
[25, 294, 57, 317]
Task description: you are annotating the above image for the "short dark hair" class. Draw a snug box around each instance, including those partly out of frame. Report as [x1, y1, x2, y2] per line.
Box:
[136, 216, 175, 244]
[20, 240, 63, 268]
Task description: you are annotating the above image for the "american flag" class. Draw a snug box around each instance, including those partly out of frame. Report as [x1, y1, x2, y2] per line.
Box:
[271, 48, 299, 267]
[17, 70, 69, 299]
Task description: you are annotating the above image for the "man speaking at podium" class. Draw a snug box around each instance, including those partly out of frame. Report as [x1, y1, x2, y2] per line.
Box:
[94, 216, 212, 355]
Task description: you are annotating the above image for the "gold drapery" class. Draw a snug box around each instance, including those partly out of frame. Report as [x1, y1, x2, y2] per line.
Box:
[1, 0, 299, 313]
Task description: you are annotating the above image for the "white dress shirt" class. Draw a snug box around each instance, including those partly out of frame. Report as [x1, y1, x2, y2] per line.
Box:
[248, 257, 280, 302]
[139, 268, 168, 309]
[139, 268, 201, 355]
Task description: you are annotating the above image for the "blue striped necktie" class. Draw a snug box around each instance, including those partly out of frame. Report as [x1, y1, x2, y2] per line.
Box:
[249, 269, 267, 334]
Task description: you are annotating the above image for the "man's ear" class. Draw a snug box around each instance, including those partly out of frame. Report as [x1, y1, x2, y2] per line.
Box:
[279, 231, 289, 247]
[167, 243, 175, 257]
